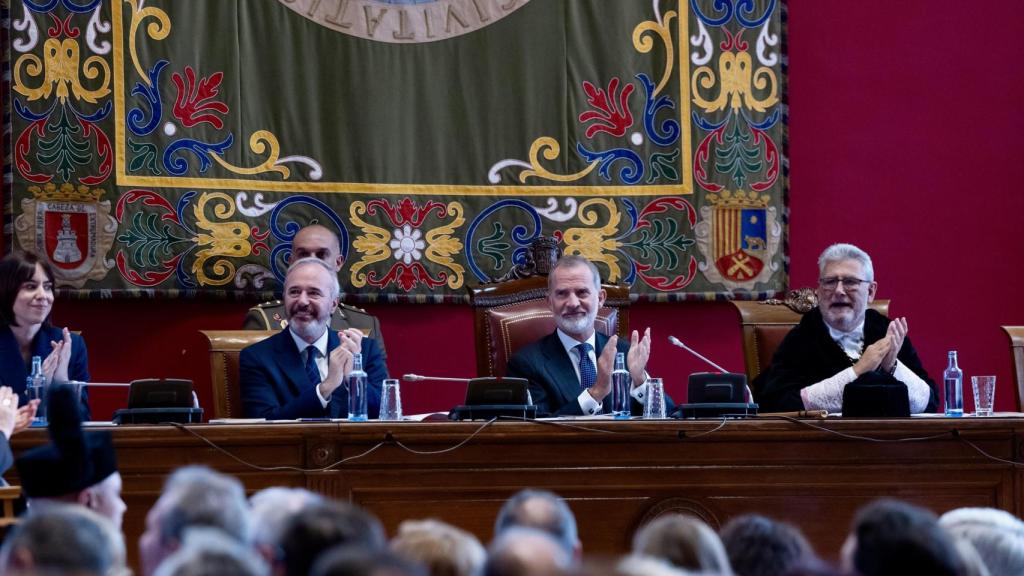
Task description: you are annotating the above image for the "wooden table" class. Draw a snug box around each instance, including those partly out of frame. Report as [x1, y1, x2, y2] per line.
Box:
[9, 416, 1024, 566]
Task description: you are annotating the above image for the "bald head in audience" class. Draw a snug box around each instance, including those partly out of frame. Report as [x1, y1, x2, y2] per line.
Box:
[494, 489, 580, 559]
[483, 527, 571, 576]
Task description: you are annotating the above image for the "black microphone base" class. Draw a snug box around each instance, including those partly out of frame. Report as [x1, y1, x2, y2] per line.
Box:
[671, 403, 758, 419]
[113, 407, 204, 424]
[448, 405, 537, 421]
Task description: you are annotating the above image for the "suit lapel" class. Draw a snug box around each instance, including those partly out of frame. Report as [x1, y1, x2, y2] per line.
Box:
[273, 330, 310, 398]
[0, 328, 26, 391]
[540, 332, 582, 407]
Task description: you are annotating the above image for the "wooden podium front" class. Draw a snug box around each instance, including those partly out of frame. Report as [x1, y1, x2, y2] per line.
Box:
[10, 417, 1024, 567]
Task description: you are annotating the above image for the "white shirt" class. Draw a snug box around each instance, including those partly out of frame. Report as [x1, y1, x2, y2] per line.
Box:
[555, 329, 649, 416]
[289, 328, 332, 408]
[800, 318, 931, 413]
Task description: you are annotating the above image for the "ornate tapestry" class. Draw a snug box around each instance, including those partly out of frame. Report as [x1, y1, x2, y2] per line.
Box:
[2, 0, 787, 302]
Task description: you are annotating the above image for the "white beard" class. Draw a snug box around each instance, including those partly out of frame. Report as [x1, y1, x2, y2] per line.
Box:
[555, 310, 596, 337]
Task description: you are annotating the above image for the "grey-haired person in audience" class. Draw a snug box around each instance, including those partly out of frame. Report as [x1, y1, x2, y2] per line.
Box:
[0, 503, 127, 576]
[940, 507, 1024, 576]
[494, 488, 581, 561]
[632, 513, 733, 575]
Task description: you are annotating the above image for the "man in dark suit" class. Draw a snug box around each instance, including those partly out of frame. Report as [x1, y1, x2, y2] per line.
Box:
[755, 243, 937, 413]
[240, 257, 386, 419]
[506, 256, 661, 417]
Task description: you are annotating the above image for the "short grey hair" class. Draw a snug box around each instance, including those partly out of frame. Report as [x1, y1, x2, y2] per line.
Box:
[548, 255, 602, 293]
[494, 489, 579, 556]
[249, 487, 323, 548]
[287, 256, 341, 300]
[818, 243, 874, 282]
[940, 507, 1024, 576]
[0, 503, 127, 576]
[154, 528, 269, 576]
[158, 466, 251, 548]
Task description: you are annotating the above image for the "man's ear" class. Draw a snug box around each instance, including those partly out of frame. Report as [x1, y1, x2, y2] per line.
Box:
[77, 487, 94, 508]
[598, 288, 607, 307]
[867, 281, 878, 302]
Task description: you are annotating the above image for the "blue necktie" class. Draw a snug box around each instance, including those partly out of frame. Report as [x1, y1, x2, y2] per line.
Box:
[305, 346, 321, 386]
[576, 342, 596, 390]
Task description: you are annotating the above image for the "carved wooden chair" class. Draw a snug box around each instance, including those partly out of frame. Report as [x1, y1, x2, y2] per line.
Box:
[730, 288, 890, 383]
[0, 486, 21, 533]
[199, 330, 276, 419]
[1001, 326, 1024, 410]
[467, 276, 631, 378]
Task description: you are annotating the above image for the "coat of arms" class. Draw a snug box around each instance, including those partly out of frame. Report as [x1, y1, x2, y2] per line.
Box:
[694, 190, 781, 291]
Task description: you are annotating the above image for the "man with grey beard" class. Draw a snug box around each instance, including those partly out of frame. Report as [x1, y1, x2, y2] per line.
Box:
[506, 256, 665, 416]
[239, 257, 387, 419]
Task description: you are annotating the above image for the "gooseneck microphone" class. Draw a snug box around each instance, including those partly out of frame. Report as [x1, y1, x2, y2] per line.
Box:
[401, 374, 472, 383]
[667, 336, 729, 373]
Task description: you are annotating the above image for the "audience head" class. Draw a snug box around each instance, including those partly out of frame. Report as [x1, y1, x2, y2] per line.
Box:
[494, 489, 580, 558]
[815, 243, 878, 332]
[16, 385, 126, 529]
[292, 224, 345, 271]
[0, 503, 127, 576]
[841, 498, 965, 576]
[632, 513, 732, 575]
[278, 499, 387, 576]
[546, 256, 605, 340]
[0, 251, 55, 328]
[139, 465, 251, 576]
[249, 487, 324, 558]
[391, 518, 486, 576]
[719, 513, 814, 576]
[615, 555, 696, 576]
[311, 547, 427, 576]
[940, 507, 1024, 576]
[284, 256, 341, 343]
[153, 528, 269, 576]
[483, 527, 572, 576]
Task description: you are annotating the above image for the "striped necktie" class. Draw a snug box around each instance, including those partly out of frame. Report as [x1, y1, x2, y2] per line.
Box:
[305, 346, 321, 386]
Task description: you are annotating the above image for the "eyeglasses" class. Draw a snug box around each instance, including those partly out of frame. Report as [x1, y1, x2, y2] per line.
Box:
[819, 277, 869, 291]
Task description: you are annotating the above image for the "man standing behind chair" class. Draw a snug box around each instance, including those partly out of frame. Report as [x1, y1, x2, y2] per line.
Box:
[756, 243, 938, 413]
[506, 255, 663, 416]
[239, 257, 386, 419]
[243, 224, 387, 361]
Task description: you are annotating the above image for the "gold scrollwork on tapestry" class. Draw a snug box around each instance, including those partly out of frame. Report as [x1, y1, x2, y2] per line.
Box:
[692, 51, 778, 114]
[561, 199, 624, 282]
[518, 137, 599, 183]
[191, 192, 252, 286]
[209, 131, 291, 179]
[423, 202, 466, 289]
[348, 202, 392, 288]
[126, 0, 171, 84]
[14, 38, 111, 104]
[632, 10, 676, 97]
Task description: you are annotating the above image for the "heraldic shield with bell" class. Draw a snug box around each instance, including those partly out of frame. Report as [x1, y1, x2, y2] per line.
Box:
[695, 190, 782, 292]
[14, 183, 117, 289]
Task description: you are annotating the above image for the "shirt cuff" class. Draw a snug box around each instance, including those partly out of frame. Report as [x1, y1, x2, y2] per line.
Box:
[800, 367, 858, 412]
[577, 390, 602, 415]
[315, 383, 330, 408]
[630, 380, 650, 403]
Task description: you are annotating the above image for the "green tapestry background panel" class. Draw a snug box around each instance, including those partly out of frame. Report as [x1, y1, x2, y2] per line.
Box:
[4, 0, 787, 301]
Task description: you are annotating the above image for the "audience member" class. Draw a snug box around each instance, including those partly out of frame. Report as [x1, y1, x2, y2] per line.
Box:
[139, 465, 251, 576]
[153, 527, 269, 576]
[494, 488, 581, 559]
[841, 498, 965, 576]
[391, 518, 486, 576]
[940, 507, 1024, 576]
[483, 527, 571, 576]
[278, 498, 387, 576]
[632, 513, 733, 575]
[311, 547, 428, 576]
[0, 503, 127, 576]
[250, 486, 324, 563]
[16, 384, 126, 528]
[615, 555, 698, 576]
[719, 513, 814, 576]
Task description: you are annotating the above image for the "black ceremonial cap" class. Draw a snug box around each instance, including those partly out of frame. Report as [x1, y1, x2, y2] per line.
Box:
[15, 385, 118, 498]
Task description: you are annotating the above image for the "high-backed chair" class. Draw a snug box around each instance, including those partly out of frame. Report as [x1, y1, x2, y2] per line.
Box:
[468, 276, 631, 378]
[199, 330, 276, 419]
[730, 289, 891, 383]
[1001, 326, 1024, 410]
[0, 486, 21, 532]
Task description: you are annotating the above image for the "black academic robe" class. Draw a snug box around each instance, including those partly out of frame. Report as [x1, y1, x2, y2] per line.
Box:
[754, 308, 939, 413]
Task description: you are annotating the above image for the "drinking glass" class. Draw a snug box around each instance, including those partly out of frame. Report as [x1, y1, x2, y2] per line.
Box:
[644, 378, 667, 419]
[379, 379, 402, 421]
[971, 375, 996, 417]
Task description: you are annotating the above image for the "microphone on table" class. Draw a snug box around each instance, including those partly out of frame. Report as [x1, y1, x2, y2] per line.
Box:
[402, 375, 536, 421]
[401, 374, 472, 383]
[667, 335, 757, 417]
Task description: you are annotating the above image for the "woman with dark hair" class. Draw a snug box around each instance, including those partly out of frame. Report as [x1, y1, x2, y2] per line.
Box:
[0, 252, 90, 420]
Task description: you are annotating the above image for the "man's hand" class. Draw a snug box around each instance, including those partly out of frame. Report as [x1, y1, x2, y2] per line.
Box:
[338, 328, 364, 356]
[880, 317, 908, 373]
[590, 335, 618, 402]
[854, 337, 891, 376]
[627, 328, 651, 388]
[320, 342, 354, 398]
[0, 387, 18, 440]
[42, 328, 73, 383]
[14, 400, 39, 434]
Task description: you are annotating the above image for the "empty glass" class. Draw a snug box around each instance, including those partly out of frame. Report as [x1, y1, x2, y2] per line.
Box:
[644, 378, 667, 419]
[971, 375, 996, 417]
[379, 379, 402, 421]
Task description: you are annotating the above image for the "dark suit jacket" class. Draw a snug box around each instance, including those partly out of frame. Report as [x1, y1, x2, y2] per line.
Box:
[507, 330, 673, 417]
[239, 328, 386, 419]
[0, 324, 91, 421]
[754, 308, 939, 413]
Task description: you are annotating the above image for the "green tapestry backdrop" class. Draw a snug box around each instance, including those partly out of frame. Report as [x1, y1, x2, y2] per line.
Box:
[3, 0, 786, 301]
